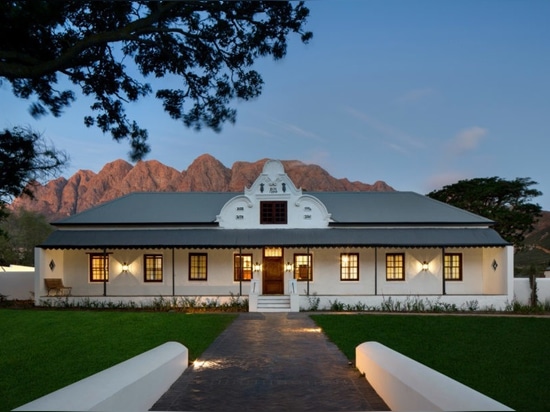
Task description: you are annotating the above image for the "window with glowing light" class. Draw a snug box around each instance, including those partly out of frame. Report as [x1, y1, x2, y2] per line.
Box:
[144, 254, 163, 282]
[89, 253, 109, 282]
[294, 254, 313, 281]
[386, 253, 405, 281]
[189, 253, 208, 280]
[444, 253, 463, 281]
[340, 253, 359, 281]
[264, 247, 283, 257]
[234, 254, 252, 281]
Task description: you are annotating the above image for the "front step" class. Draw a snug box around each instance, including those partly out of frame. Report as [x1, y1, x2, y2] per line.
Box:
[256, 295, 291, 312]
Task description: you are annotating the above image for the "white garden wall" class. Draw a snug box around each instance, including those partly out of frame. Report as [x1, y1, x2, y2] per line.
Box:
[14, 342, 188, 412]
[514, 278, 550, 305]
[0, 266, 34, 300]
[356, 341, 513, 411]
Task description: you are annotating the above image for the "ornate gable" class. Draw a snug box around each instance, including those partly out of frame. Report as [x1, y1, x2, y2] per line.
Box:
[217, 160, 331, 229]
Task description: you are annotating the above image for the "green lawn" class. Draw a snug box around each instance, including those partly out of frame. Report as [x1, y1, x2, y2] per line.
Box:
[311, 314, 550, 412]
[0, 310, 236, 412]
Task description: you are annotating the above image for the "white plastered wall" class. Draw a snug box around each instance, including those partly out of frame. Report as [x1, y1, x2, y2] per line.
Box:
[42, 247, 264, 297]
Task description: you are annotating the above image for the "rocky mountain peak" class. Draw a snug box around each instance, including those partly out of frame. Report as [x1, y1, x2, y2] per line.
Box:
[10, 155, 394, 222]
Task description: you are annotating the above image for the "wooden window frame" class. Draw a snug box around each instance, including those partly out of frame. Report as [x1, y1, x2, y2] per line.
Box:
[260, 201, 288, 224]
[444, 253, 463, 281]
[386, 253, 405, 281]
[234, 254, 253, 281]
[144, 254, 163, 283]
[294, 253, 313, 281]
[89, 253, 109, 282]
[340, 253, 359, 281]
[189, 253, 208, 281]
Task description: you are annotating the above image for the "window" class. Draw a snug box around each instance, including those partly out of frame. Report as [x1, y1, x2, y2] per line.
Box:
[234, 254, 252, 281]
[189, 253, 207, 280]
[144, 254, 163, 282]
[260, 201, 287, 224]
[294, 254, 313, 281]
[89, 253, 109, 282]
[386, 253, 405, 281]
[444, 253, 463, 281]
[264, 247, 282, 257]
[340, 253, 359, 281]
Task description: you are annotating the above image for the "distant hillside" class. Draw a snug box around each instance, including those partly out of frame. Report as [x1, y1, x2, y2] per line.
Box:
[515, 210, 550, 273]
[10, 154, 394, 222]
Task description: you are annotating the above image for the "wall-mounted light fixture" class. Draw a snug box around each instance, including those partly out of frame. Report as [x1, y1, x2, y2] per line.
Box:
[421, 261, 429, 271]
[121, 262, 129, 273]
[253, 262, 261, 272]
[285, 262, 293, 272]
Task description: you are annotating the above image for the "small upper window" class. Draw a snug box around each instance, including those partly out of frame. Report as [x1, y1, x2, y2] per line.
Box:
[260, 201, 287, 224]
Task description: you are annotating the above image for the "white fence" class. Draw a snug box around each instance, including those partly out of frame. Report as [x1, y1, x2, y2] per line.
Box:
[0, 266, 34, 300]
[513, 278, 550, 305]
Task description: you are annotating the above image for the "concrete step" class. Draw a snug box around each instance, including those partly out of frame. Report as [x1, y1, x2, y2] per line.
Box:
[257, 295, 291, 312]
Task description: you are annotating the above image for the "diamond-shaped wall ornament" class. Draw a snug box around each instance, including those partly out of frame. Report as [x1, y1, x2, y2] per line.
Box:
[49, 259, 56, 271]
[492, 259, 498, 271]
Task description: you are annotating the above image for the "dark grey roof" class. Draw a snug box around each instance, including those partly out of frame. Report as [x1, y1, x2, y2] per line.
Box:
[40, 227, 509, 249]
[54, 192, 236, 225]
[54, 191, 493, 226]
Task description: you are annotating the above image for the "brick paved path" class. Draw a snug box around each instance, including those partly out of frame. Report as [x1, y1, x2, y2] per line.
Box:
[151, 312, 389, 411]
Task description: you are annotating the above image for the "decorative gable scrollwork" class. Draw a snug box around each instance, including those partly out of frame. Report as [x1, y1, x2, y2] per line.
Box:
[217, 160, 332, 229]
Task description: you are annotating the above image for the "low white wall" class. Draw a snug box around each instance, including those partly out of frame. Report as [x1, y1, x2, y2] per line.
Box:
[514, 278, 550, 305]
[0, 270, 34, 300]
[356, 341, 513, 411]
[14, 341, 188, 412]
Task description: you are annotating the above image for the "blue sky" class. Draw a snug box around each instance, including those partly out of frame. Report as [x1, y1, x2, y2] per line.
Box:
[1, 0, 549, 209]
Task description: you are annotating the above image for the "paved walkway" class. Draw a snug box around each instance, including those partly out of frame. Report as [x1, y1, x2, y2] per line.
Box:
[151, 312, 389, 411]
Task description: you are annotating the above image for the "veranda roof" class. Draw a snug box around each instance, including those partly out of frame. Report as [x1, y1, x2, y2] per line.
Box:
[40, 227, 509, 249]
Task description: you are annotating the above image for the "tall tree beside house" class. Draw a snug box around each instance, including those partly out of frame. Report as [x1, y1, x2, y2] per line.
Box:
[0, 128, 68, 204]
[0, 127, 66, 264]
[427, 177, 542, 250]
[0, 209, 54, 266]
[0, 1, 312, 160]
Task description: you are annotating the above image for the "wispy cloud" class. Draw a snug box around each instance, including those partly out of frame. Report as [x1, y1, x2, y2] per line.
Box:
[345, 107, 426, 151]
[426, 126, 489, 192]
[425, 171, 470, 193]
[304, 149, 331, 166]
[396, 88, 436, 104]
[269, 119, 326, 142]
[239, 125, 277, 139]
[447, 126, 488, 155]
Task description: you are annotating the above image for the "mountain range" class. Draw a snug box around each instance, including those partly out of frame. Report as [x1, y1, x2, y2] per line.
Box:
[9, 153, 549, 270]
[11, 154, 394, 222]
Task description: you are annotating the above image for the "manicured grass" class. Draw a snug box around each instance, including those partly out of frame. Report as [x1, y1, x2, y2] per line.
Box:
[0, 310, 236, 412]
[311, 314, 550, 412]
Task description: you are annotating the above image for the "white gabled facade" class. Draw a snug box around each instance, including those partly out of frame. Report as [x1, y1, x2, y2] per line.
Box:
[217, 160, 331, 229]
[35, 159, 514, 311]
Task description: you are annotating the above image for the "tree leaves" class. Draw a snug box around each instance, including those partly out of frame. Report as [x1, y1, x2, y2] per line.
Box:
[428, 177, 543, 250]
[0, 1, 312, 160]
[0, 127, 68, 202]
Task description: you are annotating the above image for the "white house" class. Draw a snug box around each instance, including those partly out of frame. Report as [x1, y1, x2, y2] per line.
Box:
[35, 160, 514, 311]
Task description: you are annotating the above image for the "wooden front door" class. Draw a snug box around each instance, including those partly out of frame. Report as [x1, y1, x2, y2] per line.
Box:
[262, 256, 284, 294]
